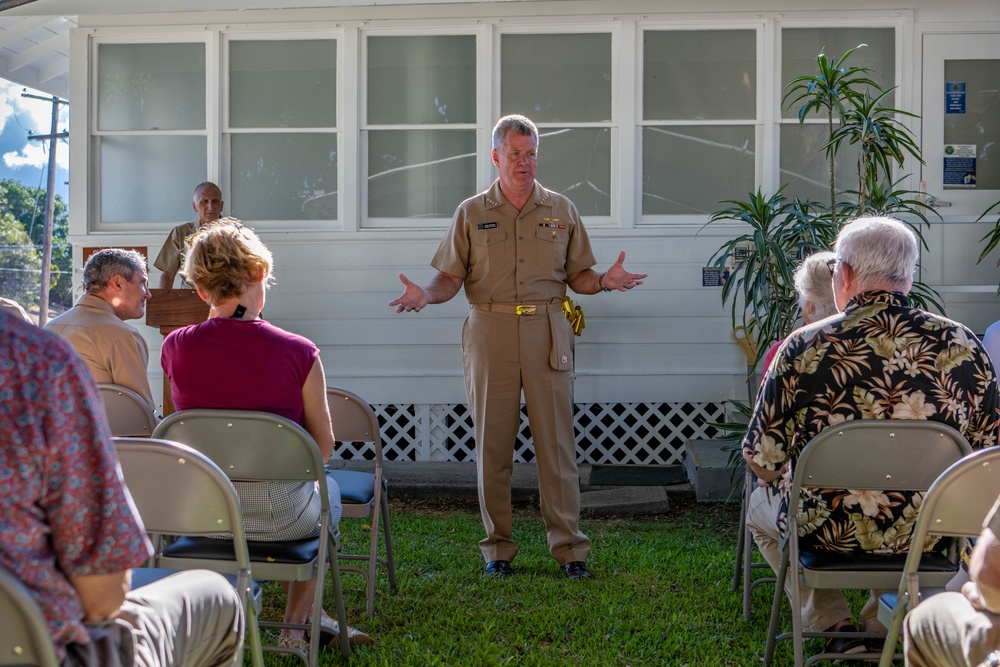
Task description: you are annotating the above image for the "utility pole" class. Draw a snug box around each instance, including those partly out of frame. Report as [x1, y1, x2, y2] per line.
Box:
[24, 92, 68, 326]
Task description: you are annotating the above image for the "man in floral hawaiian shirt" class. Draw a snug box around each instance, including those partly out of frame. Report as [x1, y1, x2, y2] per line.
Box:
[743, 215, 1000, 655]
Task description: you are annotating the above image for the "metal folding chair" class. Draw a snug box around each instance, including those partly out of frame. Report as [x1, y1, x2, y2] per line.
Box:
[876, 447, 1000, 666]
[152, 410, 352, 664]
[763, 420, 972, 667]
[97, 383, 158, 436]
[114, 437, 265, 667]
[325, 386, 397, 617]
[0, 565, 59, 667]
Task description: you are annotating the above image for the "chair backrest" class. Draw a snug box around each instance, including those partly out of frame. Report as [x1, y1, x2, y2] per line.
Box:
[0, 565, 60, 667]
[909, 447, 1000, 548]
[325, 387, 384, 462]
[152, 409, 326, 483]
[98, 383, 157, 437]
[114, 437, 248, 544]
[790, 420, 973, 502]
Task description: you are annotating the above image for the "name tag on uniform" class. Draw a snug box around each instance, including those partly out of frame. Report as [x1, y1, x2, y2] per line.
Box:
[477, 222, 498, 230]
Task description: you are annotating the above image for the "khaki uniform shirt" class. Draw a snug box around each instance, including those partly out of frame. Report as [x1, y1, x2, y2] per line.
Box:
[0, 297, 31, 322]
[44, 294, 154, 409]
[432, 180, 596, 304]
[153, 220, 199, 286]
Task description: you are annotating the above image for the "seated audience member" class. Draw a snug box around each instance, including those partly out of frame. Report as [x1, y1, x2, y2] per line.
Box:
[0, 309, 244, 667]
[0, 295, 31, 322]
[44, 249, 156, 410]
[160, 219, 372, 655]
[904, 493, 1000, 667]
[743, 216, 1000, 657]
[155, 181, 224, 289]
[760, 250, 840, 371]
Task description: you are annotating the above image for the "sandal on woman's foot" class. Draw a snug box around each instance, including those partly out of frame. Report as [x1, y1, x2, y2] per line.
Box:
[277, 634, 310, 656]
[307, 614, 374, 649]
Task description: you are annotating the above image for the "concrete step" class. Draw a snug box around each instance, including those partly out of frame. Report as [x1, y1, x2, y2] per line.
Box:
[326, 460, 689, 515]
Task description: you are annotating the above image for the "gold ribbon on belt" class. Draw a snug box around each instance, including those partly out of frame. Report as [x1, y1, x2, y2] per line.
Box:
[562, 296, 585, 336]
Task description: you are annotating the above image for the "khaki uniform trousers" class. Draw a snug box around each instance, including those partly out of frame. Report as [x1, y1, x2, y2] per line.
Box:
[904, 591, 1000, 667]
[462, 306, 591, 566]
[746, 485, 886, 633]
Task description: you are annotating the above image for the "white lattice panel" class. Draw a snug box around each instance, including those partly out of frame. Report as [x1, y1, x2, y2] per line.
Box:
[335, 402, 726, 465]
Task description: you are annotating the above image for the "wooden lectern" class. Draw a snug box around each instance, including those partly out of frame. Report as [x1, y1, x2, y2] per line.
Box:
[146, 289, 210, 415]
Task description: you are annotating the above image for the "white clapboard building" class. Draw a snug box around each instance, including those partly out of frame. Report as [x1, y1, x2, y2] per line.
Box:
[1, 0, 997, 463]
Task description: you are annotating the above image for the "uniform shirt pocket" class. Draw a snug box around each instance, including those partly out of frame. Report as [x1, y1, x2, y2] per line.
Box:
[535, 226, 569, 272]
[470, 228, 507, 277]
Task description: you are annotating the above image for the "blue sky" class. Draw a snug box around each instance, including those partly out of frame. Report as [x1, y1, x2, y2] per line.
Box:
[0, 79, 70, 203]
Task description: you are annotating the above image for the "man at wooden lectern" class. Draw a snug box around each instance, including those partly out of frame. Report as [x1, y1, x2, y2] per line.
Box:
[154, 182, 224, 289]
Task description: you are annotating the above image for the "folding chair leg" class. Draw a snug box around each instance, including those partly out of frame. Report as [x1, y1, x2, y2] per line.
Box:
[878, 596, 907, 667]
[245, 603, 265, 667]
[733, 492, 747, 592]
[381, 490, 397, 592]
[327, 536, 351, 661]
[763, 547, 790, 666]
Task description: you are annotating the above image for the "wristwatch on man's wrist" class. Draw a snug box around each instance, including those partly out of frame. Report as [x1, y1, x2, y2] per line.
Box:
[598, 272, 613, 292]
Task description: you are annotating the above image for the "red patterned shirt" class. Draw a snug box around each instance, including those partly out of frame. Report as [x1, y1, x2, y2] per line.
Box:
[0, 312, 151, 658]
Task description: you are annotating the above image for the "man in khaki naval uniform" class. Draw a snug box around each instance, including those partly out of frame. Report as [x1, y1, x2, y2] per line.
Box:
[390, 115, 647, 579]
[155, 181, 224, 289]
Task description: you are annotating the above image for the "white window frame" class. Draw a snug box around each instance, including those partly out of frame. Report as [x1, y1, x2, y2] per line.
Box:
[492, 22, 620, 229]
[359, 25, 485, 231]
[221, 28, 345, 232]
[88, 30, 215, 232]
[635, 21, 766, 228]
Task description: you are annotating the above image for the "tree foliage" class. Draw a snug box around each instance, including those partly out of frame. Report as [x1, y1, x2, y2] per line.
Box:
[0, 212, 41, 308]
[0, 179, 71, 311]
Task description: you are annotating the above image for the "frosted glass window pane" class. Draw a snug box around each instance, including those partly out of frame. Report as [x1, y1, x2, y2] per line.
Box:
[501, 34, 611, 123]
[642, 126, 755, 215]
[782, 28, 895, 118]
[367, 36, 475, 125]
[536, 127, 610, 216]
[101, 136, 206, 223]
[229, 40, 336, 128]
[231, 134, 338, 221]
[367, 129, 476, 218]
[644, 31, 756, 121]
[944, 60, 1000, 190]
[98, 43, 205, 131]
[780, 124, 861, 207]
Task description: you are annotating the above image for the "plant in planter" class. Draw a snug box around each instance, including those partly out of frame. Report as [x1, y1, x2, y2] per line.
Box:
[782, 43, 881, 224]
[703, 188, 834, 369]
[703, 44, 940, 378]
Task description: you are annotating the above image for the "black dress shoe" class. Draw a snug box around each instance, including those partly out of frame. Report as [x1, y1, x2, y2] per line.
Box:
[563, 561, 592, 580]
[484, 560, 512, 578]
[824, 624, 866, 656]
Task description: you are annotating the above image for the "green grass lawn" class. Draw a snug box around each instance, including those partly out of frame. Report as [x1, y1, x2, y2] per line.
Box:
[251, 495, 869, 666]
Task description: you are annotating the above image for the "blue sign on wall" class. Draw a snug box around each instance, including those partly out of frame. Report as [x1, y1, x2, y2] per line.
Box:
[946, 82, 966, 114]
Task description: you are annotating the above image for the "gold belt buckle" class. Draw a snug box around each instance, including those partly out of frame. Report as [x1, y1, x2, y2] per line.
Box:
[514, 304, 536, 316]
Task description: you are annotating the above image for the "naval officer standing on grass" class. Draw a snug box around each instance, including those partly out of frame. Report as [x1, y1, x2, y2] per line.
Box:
[390, 114, 647, 580]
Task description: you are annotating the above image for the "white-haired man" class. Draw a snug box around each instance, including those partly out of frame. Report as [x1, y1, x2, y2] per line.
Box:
[743, 216, 1000, 657]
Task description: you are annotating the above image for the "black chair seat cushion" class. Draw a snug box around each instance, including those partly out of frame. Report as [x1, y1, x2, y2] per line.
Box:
[326, 470, 375, 505]
[162, 536, 319, 565]
[799, 549, 956, 573]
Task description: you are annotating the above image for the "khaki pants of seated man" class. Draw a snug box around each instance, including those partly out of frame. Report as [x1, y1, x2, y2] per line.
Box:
[904, 591, 1000, 667]
[64, 570, 244, 667]
[463, 307, 591, 566]
[746, 485, 887, 634]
